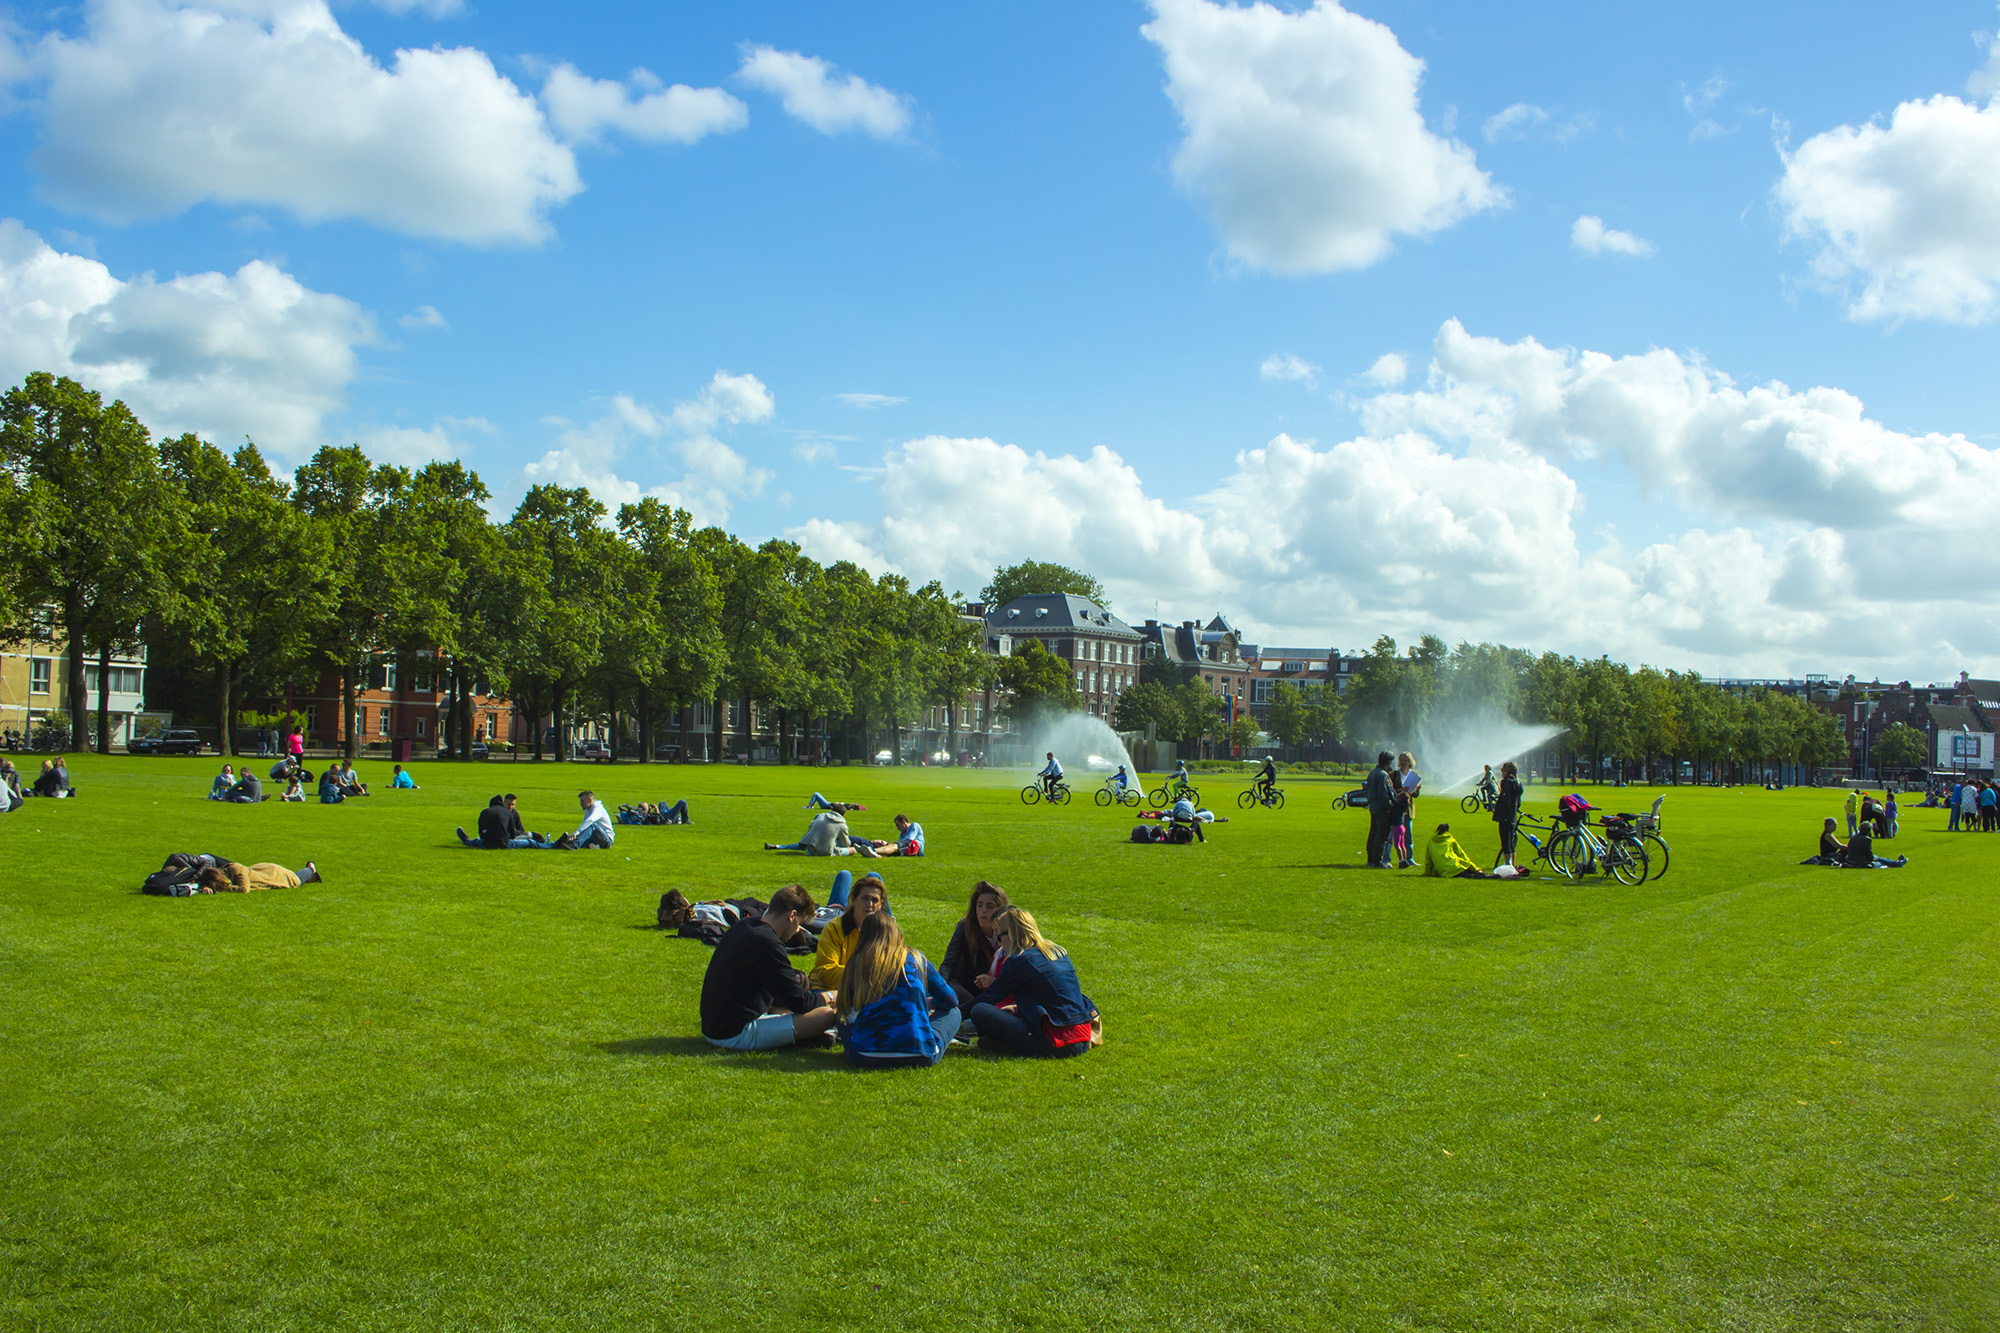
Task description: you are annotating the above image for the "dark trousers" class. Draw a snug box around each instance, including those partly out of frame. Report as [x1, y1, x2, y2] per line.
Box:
[1366, 811, 1393, 867]
[1497, 820, 1518, 860]
[970, 1003, 1086, 1058]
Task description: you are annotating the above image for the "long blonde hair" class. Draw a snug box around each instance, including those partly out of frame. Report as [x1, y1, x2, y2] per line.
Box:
[835, 911, 920, 1016]
[992, 906, 1065, 961]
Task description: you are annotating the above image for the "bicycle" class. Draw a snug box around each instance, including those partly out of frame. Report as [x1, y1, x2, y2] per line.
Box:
[1460, 785, 1497, 814]
[1021, 780, 1072, 806]
[1148, 781, 1200, 808]
[1095, 778, 1141, 808]
[1237, 785, 1286, 810]
[1548, 813, 1650, 885]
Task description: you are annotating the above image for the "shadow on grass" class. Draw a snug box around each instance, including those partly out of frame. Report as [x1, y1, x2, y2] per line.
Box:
[1273, 862, 1379, 870]
[598, 1035, 717, 1057]
[598, 1034, 949, 1074]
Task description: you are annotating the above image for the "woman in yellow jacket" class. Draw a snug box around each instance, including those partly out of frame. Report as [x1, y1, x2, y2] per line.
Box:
[809, 872, 887, 989]
[196, 861, 323, 892]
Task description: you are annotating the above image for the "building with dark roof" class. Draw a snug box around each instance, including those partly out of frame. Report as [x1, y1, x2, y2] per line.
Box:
[982, 594, 1143, 721]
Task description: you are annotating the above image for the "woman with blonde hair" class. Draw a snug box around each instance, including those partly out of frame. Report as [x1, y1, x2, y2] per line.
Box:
[808, 872, 887, 990]
[834, 912, 959, 1068]
[969, 907, 1097, 1058]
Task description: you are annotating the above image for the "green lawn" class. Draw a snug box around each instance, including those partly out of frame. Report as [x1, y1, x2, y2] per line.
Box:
[2, 756, 1994, 1331]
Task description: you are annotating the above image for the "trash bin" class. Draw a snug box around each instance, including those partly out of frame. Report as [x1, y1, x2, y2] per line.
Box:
[392, 737, 413, 762]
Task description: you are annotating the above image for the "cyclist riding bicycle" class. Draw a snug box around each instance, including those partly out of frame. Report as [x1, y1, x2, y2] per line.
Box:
[1039, 752, 1064, 798]
[1110, 764, 1131, 796]
[1255, 755, 1277, 799]
[1170, 758, 1194, 795]
[1477, 765, 1497, 804]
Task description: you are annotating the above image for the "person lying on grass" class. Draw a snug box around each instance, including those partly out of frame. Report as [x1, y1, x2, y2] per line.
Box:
[616, 799, 691, 825]
[764, 808, 874, 856]
[804, 792, 867, 813]
[969, 907, 1097, 1059]
[809, 873, 888, 990]
[857, 813, 924, 857]
[195, 861, 322, 892]
[698, 884, 839, 1053]
[457, 795, 549, 848]
[835, 912, 960, 1069]
[940, 881, 1009, 1010]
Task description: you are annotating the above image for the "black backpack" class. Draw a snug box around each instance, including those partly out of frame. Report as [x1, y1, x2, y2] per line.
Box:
[142, 865, 201, 896]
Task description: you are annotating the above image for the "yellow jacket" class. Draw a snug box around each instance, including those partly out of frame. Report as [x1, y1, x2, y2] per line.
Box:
[1421, 832, 1478, 878]
[1844, 790, 1859, 817]
[809, 916, 860, 989]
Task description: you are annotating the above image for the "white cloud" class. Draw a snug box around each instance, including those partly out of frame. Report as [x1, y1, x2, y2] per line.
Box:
[540, 64, 747, 146]
[1974, 19, 2000, 100]
[1571, 215, 1655, 258]
[24, 0, 580, 245]
[398, 304, 447, 330]
[362, 0, 463, 16]
[1777, 93, 2000, 323]
[735, 45, 911, 139]
[1482, 102, 1548, 142]
[793, 439, 837, 465]
[1258, 352, 1319, 387]
[791, 321, 2000, 670]
[1141, 0, 1502, 274]
[836, 392, 908, 409]
[355, 423, 461, 468]
[519, 372, 775, 527]
[0, 218, 372, 457]
[1362, 352, 1408, 387]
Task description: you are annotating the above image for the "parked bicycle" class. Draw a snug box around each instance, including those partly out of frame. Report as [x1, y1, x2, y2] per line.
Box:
[1095, 777, 1141, 808]
[1021, 779, 1072, 806]
[1148, 780, 1200, 808]
[1237, 786, 1286, 810]
[1518, 808, 1649, 884]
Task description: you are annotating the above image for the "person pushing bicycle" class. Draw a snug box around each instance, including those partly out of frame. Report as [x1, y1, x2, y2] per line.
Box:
[1039, 752, 1064, 798]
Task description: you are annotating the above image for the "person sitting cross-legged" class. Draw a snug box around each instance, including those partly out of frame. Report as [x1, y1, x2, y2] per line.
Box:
[699, 884, 839, 1052]
[860, 813, 924, 857]
[1818, 817, 1845, 860]
[808, 872, 888, 991]
[1420, 823, 1480, 877]
[317, 769, 346, 804]
[940, 880, 1009, 1010]
[223, 769, 266, 803]
[458, 795, 549, 848]
[969, 907, 1097, 1059]
[550, 790, 614, 850]
[390, 764, 418, 789]
[834, 912, 960, 1069]
[209, 764, 237, 800]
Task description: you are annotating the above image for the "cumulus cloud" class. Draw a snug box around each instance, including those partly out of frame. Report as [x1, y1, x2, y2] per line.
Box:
[735, 45, 911, 138]
[1777, 93, 2000, 323]
[398, 304, 447, 330]
[791, 321, 2000, 669]
[540, 64, 747, 146]
[22, 0, 580, 244]
[1259, 352, 1319, 387]
[1141, 0, 1502, 274]
[1571, 215, 1655, 257]
[519, 372, 775, 527]
[0, 218, 372, 457]
[354, 423, 462, 468]
[1482, 102, 1548, 142]
[1361, 352, 1408, 387]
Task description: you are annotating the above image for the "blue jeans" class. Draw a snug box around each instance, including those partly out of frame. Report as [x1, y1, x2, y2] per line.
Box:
[573, 825, 613, 850]
[970, 1003, 1087, 1058]
[845, 1006, 960, 1068]
[806, 792, 834, 810]
[660, 798, 690, 823]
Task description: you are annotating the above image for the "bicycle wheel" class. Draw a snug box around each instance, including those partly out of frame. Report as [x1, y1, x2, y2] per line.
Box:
[1051, 784, 1072, 806]
[1330, 794, 1346, 810]
[1610, 840, 1650, 886]
[1460, 794, 1482, 813]
[1641, 833, 1670, 878]
[1121, 788, 1141, 808]
[1020, 785, 1041, 805]
[1094, 788, 1112, 807]
[1236, 790, 1255, 809]
[1271, 790, 1285, 810]
[1147, 787, 1169, 807]
[1547, 832, 1585, 878]
[1184, 786, 1200, 807]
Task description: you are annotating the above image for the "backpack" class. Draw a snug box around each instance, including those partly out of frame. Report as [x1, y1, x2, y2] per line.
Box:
[1558, 793, 1592, 824]
[1129, 825, 1163, 843]
[142, 865, 201, 896]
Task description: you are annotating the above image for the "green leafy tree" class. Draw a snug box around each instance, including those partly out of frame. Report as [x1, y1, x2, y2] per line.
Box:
[1875, 721, 1927, 770]
[614, 500, 725, 762]
[1266, 681, 1344, 751]
[1171, 680, 1224, 745]
[1226, 715, 1261, 754]
[1000, 637, 1083, 726]
[1110, 679, 1182, 735]
[501, 485, 621, 761]
[980, 560, 1108, 610]
[0, 373, 184, 752]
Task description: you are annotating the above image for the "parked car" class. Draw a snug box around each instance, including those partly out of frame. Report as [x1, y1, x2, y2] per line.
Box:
[131, 729, 205, 755]
[578, 739, 613, 762]
[874, 749, 895, 765]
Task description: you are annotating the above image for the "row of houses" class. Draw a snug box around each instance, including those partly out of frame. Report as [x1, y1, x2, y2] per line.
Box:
[4, 599, 1993, 775]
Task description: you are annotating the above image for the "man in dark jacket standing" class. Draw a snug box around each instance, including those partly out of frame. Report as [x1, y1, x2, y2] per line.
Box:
[700, 885, 838, 1051]
[1364, 751, 1398, 869]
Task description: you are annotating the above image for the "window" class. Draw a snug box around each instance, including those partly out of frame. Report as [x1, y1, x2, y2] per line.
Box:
[693, 701, 712, 729]
[29, 658, 51, 694]
[379, 709, 390, 736]
[484, 714, 496, 739]
[384, 662, 398, 691]
[416, 718, 427, 737]
[354, 705, 367, 733]
[305, 705, 318, 733]
[82, 665, 144, 694]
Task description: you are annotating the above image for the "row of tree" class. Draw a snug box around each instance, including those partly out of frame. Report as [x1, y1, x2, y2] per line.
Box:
[3, 373, 1055, 762]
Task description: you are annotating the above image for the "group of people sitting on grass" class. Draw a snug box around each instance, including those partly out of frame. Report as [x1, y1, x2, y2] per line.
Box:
[1945, 778, 1998, 832]
[1809, 816, 1907, 869]
[456, 790, 615, 849]
[1843, 788, 1896, 840]
[0, 757, 69, 810]
[695, 872, 1095, 1065]
[763, 805, 924, 857]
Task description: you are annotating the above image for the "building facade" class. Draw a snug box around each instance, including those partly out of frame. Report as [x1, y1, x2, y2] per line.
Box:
[1, 630, 149, 747]
[984, 595, 1144, 721]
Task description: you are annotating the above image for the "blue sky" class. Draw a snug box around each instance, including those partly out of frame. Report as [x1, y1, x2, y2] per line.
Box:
[3, 0, 1998, 680]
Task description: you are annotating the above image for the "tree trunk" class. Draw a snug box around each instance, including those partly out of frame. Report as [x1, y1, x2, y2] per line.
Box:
[96, 642, 113, 754]
[217, 662, 233, 757]
[341, 661, 359, 761]
[530, 684, 545, 761]
[638, 686, 653, 764]
[63, 594, 87, 753]
[711, 693, 725, 763]
[741, 691, 753, 760]
[551, 680, 567, 762]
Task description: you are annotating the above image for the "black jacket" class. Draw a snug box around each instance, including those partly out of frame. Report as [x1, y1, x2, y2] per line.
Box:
[476, 803, 513, 848]
[940, 920, 998, 995]
[700, 918, 818, 1040]
[1364, 763, 1397, 815]
[1493, 776, 1522, 825]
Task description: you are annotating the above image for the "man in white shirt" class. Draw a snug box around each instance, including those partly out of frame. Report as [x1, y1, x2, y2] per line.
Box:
[559, 789, 615, 850]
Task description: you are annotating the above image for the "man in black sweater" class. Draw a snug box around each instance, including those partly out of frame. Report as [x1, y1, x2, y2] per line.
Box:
[700, 884, 838, 1051]
[1364, 751, 1398, 869]
[456, 794, 546, 848]
[225, 770, 266, 803]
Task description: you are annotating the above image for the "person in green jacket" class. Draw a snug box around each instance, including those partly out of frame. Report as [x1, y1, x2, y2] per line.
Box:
[1421, 823, 1480, 878]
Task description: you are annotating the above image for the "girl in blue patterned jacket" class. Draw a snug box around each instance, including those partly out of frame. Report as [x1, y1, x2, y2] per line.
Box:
[834, 912, 960, 1069]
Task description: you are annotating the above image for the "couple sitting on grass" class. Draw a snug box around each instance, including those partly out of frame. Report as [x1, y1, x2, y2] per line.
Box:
[1808, 817, 1907, 869]
[764, 808, 923, 857]
[456, 790, 616, 849]
[699, 874, 1095, 1066]
[208, 764, 269, 803]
